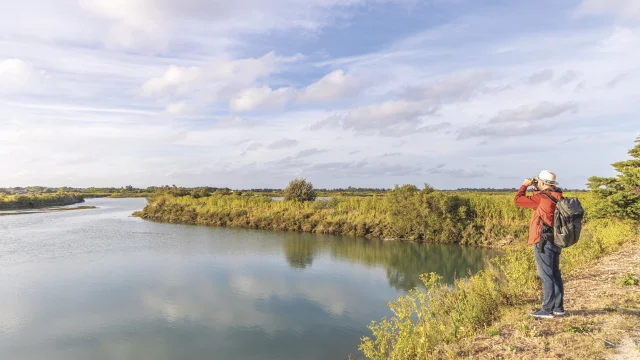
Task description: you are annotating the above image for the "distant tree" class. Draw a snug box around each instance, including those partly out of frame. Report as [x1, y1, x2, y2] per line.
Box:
[284, 178, 317, 202]
[587, 136, 640, 220]
[423, 183, 436, 194]
[214, 188, 232, 196]
[190, 187, 211, 199]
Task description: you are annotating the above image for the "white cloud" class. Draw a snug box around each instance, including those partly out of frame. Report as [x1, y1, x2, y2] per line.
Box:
[209, 52, 303, 84]
[457, 101, 579, 140]
[228, 69, 363, 111]
[488, 101, 578, 124]
[299, 70, 364, 103]
[142, 66, 203, 96]
[311, 100, 447, 137]
[268, 138, 299, 150]
[229, 87, 296, 112]
[0, 59, 44, 90]
[577, 0, 640, 19]
[427, 164, 489, 179]
[76, 0, 404, 49]
[165, 102, 191, 115]
[79, 0, 169, 49]
[1, 1, 640, 189]
[526, 69, 554, 85]
[407, 69, 493, 103]
[142, 52, 303, 107]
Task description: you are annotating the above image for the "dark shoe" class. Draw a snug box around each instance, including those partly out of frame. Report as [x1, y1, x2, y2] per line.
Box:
[529, 309, 554, 319]
[553, 310, 567, 317]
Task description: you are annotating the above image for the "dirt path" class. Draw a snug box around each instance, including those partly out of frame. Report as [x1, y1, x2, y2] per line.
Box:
[456, 243, 640, 360]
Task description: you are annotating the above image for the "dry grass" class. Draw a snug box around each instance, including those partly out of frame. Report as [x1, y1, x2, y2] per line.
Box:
[447, 243, 640, 360]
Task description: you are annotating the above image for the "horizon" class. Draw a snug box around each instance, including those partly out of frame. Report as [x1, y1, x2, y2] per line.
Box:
[0, 184, 590, 192]
[1, 0, 639, 189]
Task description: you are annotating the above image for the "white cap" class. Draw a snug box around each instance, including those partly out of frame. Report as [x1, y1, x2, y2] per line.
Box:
[537, 170, 558, 185]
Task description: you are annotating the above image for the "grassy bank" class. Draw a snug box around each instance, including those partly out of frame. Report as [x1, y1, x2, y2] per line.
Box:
[358, 219, 638, 359]
[0, 193, 85, 210]
[81, 192, 153, 198]
[0, 205, 98, 216]
[458, 242, 640, 359]
[135, 187, 587, 247]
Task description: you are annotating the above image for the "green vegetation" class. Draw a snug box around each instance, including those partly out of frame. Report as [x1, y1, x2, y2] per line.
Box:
[359, 137, 640, 359]
[588, 136, 640, 220]
[284, 178, 317, 202]
[136, 184, 587, 246]
[0, 193, 84, 210]
[616, 273, 639, 286]
[359, 219, 638, 359]
[0, 186, 152, 199]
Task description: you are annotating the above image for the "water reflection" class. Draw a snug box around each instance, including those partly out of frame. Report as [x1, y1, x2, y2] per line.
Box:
[284, 236, 318, 269]
[0, 198, 498, 360]
[283, 235, 499, 290]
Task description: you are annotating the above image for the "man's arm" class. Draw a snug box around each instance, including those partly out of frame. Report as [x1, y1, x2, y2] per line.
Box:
[514, 179, 539, 209]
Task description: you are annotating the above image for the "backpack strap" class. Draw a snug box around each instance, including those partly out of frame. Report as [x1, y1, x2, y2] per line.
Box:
[541, 192, 558, 204]
[539, 192, 559, 251]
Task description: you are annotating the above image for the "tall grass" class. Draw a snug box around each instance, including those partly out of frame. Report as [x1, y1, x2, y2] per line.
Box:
[359, 217, 638, 359]
[136, 187, 589, 248]
[0, 193, 84, 210]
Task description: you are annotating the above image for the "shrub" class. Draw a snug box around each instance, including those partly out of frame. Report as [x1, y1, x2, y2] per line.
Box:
[587, 136, 640, 220]
[616, 272, 640, 286]
[284, 178, 317, 202]
[360, 270, 502, 360]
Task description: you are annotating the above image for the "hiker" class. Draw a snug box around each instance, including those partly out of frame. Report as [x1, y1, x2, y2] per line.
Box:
[514, 170, 565, 319]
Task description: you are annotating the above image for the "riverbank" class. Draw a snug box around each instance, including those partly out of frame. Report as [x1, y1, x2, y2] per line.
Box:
[357, 219, 639, 359]
[0, 193, 85, 211]
[0, 205, 98, 216]
[449, 241, 640, 359]
[134, 188, 571, 247]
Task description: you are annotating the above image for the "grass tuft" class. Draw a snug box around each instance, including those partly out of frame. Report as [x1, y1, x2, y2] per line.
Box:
[616, 273, 640, 286]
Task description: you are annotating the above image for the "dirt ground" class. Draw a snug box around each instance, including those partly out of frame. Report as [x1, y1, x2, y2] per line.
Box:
[453, 243, 640, 360]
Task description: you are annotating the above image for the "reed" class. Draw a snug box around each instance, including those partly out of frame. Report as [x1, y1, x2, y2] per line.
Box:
[0, 193, 84, 210]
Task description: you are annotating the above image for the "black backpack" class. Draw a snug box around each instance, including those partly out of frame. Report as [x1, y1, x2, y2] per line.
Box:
[542, 193, 585, 248]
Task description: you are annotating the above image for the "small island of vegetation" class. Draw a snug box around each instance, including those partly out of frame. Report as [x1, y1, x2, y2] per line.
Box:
[0, 192, 85, 211]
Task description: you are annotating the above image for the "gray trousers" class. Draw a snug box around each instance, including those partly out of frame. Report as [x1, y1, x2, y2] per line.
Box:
[534, 230, 564, 313]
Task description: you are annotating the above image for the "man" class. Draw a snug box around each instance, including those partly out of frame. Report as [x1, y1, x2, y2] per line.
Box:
[514, 170, 565, 319]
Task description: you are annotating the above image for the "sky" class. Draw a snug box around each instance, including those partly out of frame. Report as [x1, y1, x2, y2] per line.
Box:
[0, 0, 638, 190]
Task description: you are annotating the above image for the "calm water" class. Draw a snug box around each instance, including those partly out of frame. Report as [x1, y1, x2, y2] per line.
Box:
[0, 198, 499, 360]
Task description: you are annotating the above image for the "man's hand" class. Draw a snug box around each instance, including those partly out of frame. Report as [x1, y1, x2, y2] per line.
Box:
[523, 178, 533, 187]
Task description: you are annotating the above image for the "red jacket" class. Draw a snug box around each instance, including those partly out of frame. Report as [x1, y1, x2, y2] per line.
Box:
[514, 185, 563, 245]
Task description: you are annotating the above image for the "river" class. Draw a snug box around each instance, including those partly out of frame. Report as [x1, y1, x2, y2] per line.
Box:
[0, 198, 499, 360]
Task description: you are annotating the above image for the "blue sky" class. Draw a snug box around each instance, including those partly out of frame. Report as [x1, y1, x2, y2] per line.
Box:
[0, 0, 638, 189]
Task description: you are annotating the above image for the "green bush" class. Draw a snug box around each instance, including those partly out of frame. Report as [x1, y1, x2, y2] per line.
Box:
[616, 273, 640, 286]
[137, 186, 554, 246]
[0, 193, 84, 210]
[360, 270, 502, 360]
[588, 136, 640, 220]
[284, 178, 317, 202]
